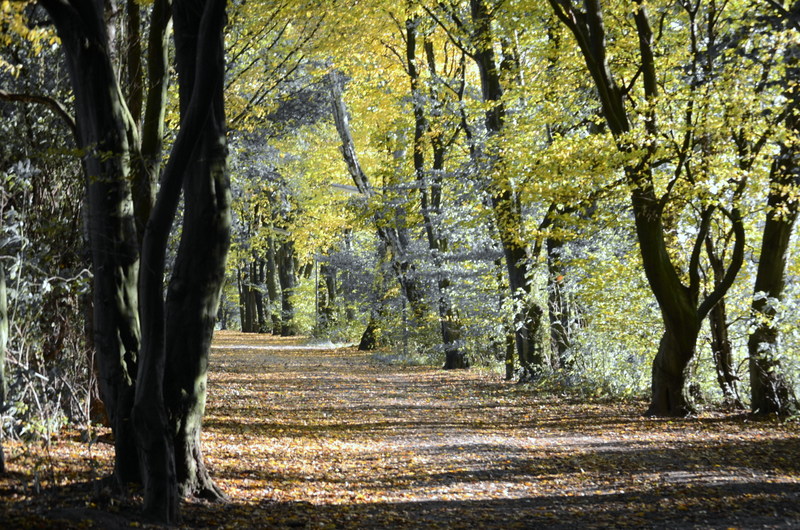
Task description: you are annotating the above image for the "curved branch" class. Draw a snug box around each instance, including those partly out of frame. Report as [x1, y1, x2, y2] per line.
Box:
[698, 207, 746, 321]
[689, 206, 713, 300]
[0, 89, 78, 142]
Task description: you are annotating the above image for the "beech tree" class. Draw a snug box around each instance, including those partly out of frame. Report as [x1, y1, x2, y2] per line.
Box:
[748, 0, 800, 415]
[548, 0, 748, 415]
[406, 14, 468, 368]
[38, 0, 229, 522]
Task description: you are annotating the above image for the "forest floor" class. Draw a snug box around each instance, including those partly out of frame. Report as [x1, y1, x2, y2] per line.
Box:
[1, 330, 800, 529]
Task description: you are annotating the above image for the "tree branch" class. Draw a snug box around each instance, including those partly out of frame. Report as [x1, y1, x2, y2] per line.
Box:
[0, 89, 78, 141]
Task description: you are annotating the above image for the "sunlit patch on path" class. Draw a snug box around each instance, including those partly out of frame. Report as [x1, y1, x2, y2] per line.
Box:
[191, 330, 800, 528]
[0, 330, 798, 528]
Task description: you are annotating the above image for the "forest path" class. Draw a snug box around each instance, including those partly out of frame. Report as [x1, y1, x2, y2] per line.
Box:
[188, 331, 800, 528]
[2, 331, 799, 528]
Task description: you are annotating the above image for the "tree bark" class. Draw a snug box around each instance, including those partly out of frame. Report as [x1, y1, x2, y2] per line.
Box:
[255, 260, 267, 332]
[468, 0, 542, 374]
[406, 16, 467, 370]
[747, 5, 799, 415]
[135, 0, 227, 520]
[319, 263, 337, 330]
[748, 154, 799, 415]
[162, 0, 230, 502]
[125, 0, 171, 247]
[547, 237, 571, 369]
[647, 322, 700, 417]
[278, 240, 297, 336]
[40, 0, 142, 484]
[705, 237, 741, 407]
[265, 233, 281, 333]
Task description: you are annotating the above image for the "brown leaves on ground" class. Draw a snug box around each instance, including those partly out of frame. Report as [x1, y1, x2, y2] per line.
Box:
[2, 330, 799, 528]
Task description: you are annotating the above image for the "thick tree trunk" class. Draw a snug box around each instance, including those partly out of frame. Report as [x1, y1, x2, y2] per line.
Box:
[162, 0, 229, 502]
[135, 0, 227, 520]
[469, 0, 542, 374]
[708, 298, 741, 407]
[358, 319, 381, 351]
[646, 322, 699, 417]
[748, 156, 799, 415]
[265, 234, 281, 333]
[548, 1, 745, 416]
[747, 21, 799, 414]
[278, 240, 297, 336]
[41, 0, 143, 485]
[319, 263, 337, 330]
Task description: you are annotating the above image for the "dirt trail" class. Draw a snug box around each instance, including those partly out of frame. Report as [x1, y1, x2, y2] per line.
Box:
[1, 330, 799, 528]
[191, 331, 800, 528]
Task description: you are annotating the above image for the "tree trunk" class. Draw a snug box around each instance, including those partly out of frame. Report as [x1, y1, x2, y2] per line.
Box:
[41, 0, 143, 485]
[748, 155, 799, 415]
[319, 263, 337, 330]
[237, 267, 246, 330]
[646, 322, 700, 417]
[406, 17, 467, 369]
[469, 0, 541, 374]
[265, 234, 281, 333]
[705, 237, 742, 407]
[747, 14, 799, 414]
[547, 237, 571, 369]
[358, 319, 381, 351]
[255, 260, 267, 332]
[708, 298, 740, 407]
[549, 0, 745, 416]
[278, 240, 297, 336]
[162, 0, 229, 502]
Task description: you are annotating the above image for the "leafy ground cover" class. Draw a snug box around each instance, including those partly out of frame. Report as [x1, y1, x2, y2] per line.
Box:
[1, 330, 799, 528]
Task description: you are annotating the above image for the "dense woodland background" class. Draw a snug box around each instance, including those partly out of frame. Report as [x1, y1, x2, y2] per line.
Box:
[0, 0, 798, 523]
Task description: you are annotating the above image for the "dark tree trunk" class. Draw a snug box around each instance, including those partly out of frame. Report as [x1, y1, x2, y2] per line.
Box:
[504, 333, 515, 381]
[748, 155, 799, 415]
[278, 240, 297, 336]
[162, 0, 229, 502]
[135, 0, 227, 520]
[469, 0, 541, 373]
[265, 234, 281, 333]
[358, 319, 381, 351]
[747, 13, 799, 415]
[319, 263, 337, 330]
[255, 260, 267, 332]
[0, 264, 7, 473]
[41, 0, 142, 485]
[705, 237, 742, 407]
[709, 298, 740, 407]
[130, 0, 171, 247]
[547, 237, 571, 369]
[647, 323, 699, 417]
[406, 16, 467, 370]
